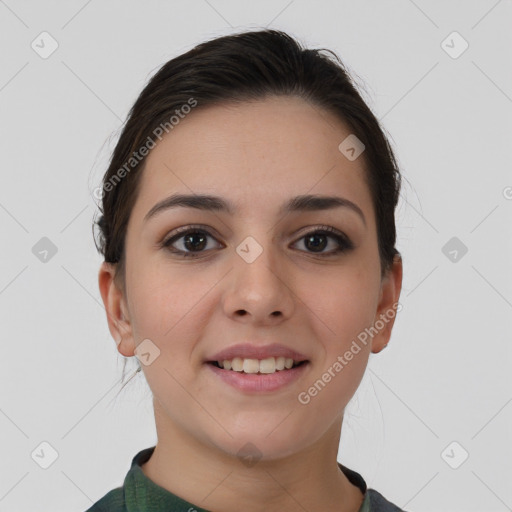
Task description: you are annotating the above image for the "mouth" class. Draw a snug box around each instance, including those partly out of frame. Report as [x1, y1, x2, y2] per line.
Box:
[206, 356, 309, 374]
[205, 356, 310, 393]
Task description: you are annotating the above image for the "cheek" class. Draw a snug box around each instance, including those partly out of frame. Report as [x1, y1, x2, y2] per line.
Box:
[306, 267, 378, 407]
[129, 260, 213, 338]
[128, 268, 213, 400]
[300, 264, 380, 345]
[127, 264, 227, 399]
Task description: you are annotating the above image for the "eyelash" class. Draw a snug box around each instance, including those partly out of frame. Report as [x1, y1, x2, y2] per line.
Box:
[160, 224, 354, 259]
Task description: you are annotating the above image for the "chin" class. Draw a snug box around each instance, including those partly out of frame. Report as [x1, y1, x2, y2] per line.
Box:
[206, 422, 311, 464]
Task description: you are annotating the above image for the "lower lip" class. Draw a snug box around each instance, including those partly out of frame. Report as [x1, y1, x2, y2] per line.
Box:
[205, 362, 310, 392]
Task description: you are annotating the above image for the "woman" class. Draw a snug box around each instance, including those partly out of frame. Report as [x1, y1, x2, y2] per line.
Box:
[90, 28, 404, 512]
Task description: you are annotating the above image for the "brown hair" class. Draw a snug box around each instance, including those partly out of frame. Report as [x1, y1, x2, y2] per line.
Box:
[93, 29, 402, 392]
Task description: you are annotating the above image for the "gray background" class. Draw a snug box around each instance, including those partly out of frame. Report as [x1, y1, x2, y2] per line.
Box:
[1, 1, 511, 511]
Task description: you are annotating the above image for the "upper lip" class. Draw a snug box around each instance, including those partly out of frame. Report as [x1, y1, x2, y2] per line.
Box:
[207, 343, 309, 362]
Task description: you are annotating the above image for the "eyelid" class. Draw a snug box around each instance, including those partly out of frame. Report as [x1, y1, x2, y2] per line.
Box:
[293, 224, 347, 239]
[160, 224, 224, 248]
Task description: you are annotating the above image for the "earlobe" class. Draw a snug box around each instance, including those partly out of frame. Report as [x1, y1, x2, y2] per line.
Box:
[370, 254, 403, 354]
[98, 262, 135, 357]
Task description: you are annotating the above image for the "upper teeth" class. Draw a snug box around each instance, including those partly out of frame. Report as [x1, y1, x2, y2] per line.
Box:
[218, 357, 298, 373]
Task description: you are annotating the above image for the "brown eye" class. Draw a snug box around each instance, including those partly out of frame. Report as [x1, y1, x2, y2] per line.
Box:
[292, 226, 354, 256]
[162, 226, 222, 258]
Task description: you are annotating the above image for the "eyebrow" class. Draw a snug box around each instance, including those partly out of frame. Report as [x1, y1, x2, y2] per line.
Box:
[143, 193, 366, 225]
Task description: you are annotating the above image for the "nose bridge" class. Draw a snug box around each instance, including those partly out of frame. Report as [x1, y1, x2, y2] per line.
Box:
[235, 231, 280, 293]
[224, 229, 294, 320]
[231, 212, 279, 270]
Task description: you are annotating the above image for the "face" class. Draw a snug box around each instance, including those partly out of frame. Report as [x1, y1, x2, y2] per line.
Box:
[99, 96, 402, 461]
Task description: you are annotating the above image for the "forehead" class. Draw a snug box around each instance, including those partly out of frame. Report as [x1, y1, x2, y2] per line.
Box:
[131, 96, 373, 223]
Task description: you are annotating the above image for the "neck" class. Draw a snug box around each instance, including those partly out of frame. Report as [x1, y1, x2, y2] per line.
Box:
[140, 400, 364, 512]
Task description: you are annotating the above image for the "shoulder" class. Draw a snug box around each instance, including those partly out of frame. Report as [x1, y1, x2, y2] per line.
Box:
[82, 446, 155, 512]
[367, 488, 407, 511]
[83, 487, 126, 512]
[338, 462, 406, 512]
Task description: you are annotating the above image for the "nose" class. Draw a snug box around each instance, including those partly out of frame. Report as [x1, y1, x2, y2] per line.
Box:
[222, 238, 295, 325]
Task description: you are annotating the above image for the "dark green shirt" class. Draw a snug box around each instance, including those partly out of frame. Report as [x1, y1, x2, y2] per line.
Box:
[85, 446, 405, 511]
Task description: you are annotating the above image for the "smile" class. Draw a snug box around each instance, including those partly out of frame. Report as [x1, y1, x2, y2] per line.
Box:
[205, 358, 310, 392]
[209, 356, 307, 374]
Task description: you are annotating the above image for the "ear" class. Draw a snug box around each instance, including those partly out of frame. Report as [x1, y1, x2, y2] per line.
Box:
[371, 254, 403, 354]
[98, 261, 136, 358]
